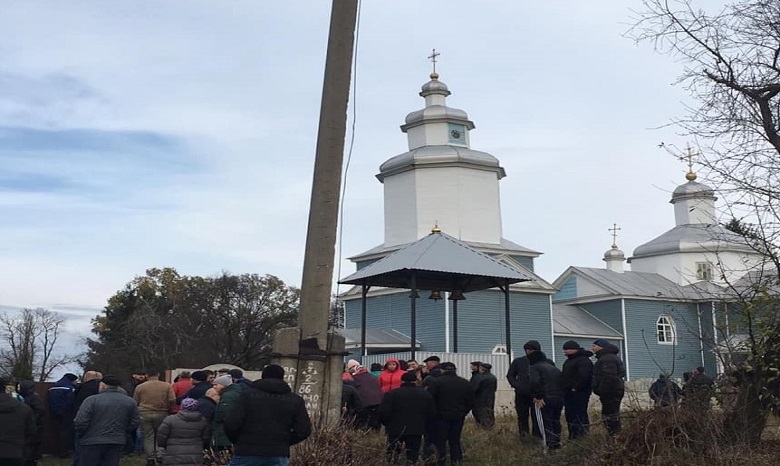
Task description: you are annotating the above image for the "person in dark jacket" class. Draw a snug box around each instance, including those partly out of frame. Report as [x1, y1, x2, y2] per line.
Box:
[16, 380, 44, 466]
[561, 341, 593, 439]
[212, 376, 241, 450]
[72, 371, 102, 466]
[180, 371, 212, 403]
[341, 373, 362, 425]
[347, 359, 383, 430]
[48, 373, 78, 458]
[427, 362, 474, 466]
[1, 375, 36, 466]
[473, 363, 497, 428]
[682, 366, 714, 411]
[422, 356, 443, 387]
[592, 339, 626, 436]
[196, 388, 219, 422]
[529, 350, 564, 450]
[224, 365, 311, 465]
[122, 371, 147, 399]
[379, 371, 436, 465]
[157, 398, 211, 466]
[649, 373, 682, 408]
[74, 375, 140, 466]
[507, 340, 550, 437]
[228, 369, 252, 388]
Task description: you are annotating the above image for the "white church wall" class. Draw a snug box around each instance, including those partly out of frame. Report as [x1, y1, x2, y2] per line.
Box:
[632, 251, 761, 287]
[674, 198, 716, 225]
[414, 167, 502, 244]
[383, 170, 418, 247]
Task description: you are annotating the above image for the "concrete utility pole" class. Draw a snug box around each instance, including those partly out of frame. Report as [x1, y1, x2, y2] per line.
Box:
[272, 0, 358, 424]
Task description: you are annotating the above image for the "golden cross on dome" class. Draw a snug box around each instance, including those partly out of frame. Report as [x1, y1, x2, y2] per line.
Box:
[428, 48, 440, 75]
[608, 223, 621, 248]
[679, 144, 698, 181]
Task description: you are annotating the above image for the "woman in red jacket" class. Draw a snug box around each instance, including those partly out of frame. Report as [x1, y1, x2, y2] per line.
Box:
[378, 358, 404, 393]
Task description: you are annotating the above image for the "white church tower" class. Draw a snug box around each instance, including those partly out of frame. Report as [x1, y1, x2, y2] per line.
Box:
[629, 154, 763, 286]
[377, 71, 505, 247]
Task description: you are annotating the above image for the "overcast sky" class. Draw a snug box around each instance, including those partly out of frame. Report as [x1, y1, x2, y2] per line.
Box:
[0, 1, 707, 354]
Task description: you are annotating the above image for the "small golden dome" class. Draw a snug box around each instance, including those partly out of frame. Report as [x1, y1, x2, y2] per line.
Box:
[430, 72, 439, 80]
[686, 171, 697, 181]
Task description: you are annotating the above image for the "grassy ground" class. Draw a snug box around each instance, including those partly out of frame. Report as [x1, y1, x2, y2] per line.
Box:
[39, 412, 780, 466]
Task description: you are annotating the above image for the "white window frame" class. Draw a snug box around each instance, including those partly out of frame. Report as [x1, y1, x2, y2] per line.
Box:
[657, 315, 676, 345]
[491, 344, 507, 355]
[696, 262, 713, 281]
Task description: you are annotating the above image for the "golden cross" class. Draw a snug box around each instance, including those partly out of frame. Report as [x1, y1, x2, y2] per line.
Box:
[679, 144, 697, 174]
[428, 48, 440, 74]
[608, 223, 621, 248]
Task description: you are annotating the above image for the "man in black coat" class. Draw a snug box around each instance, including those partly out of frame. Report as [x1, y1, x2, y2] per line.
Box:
[682, 366, 714, 411]
[379, 371, 435, 465]
[649, 373, 682, 407]
[0, 375, 35, 466]
[427, 362, 474, 466]
[472, 363, 497, 428]
[561, 341, 593, 439]
[507, 340, 549, 437]
[592, 339, 626, 436]
[529, 350, 564, 450]
[224, 365, 312, 465]
[180, 370, 212, 403]
[16, 380, 44, 466]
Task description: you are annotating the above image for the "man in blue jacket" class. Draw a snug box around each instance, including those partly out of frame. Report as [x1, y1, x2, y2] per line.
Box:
[47, 373, 78, 458]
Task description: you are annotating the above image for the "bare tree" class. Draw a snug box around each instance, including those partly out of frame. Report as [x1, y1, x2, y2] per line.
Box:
[0, 308, 75, 381]
[628, 0, 780, 444]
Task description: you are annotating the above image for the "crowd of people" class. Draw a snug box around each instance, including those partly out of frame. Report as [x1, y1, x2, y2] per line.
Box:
[0, 366, 309, 466]
[0, 338, 721, 466]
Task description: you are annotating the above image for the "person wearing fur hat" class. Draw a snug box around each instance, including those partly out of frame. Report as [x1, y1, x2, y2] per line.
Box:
[379, 371, 435, 465]
[157, 398, 211, 466]
[347, 360, 383, 430]
[506, 340, 551, 438]
[591, 339, 626, 436]
[561, 340, 593, 439]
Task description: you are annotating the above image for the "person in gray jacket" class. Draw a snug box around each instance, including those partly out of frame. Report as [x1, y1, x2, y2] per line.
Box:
[157, 398, 211, 466]
[74, 375, 140, 466]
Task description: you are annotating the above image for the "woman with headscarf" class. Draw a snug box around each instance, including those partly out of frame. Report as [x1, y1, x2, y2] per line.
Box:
[157, 398, 211, 466]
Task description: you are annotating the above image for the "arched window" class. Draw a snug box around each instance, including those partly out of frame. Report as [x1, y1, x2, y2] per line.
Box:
[657, 315, 676, 344]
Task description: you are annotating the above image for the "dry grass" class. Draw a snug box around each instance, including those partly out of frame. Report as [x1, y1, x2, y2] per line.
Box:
[39, 410, 780, 466]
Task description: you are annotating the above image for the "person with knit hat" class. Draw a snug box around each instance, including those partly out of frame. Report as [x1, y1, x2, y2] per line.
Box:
[561, 340, 594, 439]
[224, 364, 311, 465]
[591, 339, 625, 436]
[212, 375, 241, 451]
[506, 340, 552, 438]
[348, 360, 383, 430]
[157, 398, 211, 466]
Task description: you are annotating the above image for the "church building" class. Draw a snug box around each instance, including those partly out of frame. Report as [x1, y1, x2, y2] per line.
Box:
[340, 72, 765, 379]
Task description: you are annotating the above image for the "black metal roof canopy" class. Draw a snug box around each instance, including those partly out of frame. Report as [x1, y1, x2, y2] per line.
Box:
[339, 230, 534, 361]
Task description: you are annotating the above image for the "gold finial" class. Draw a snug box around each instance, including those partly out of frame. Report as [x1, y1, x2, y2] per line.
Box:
[428, 48, 440, 80]
[431, 222, 441, 233]
[608, 223, 621, 249]
[680, 144, 697, 181]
